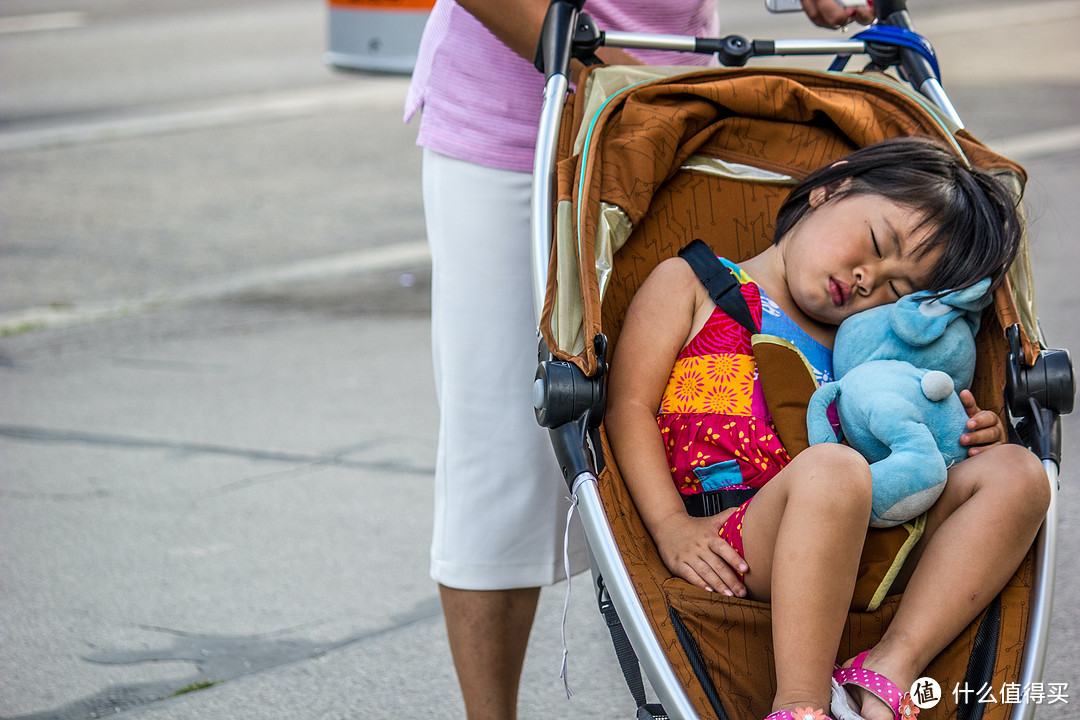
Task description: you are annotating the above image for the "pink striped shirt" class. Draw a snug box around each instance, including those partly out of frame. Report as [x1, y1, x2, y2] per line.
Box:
[404, 0, 719, 173]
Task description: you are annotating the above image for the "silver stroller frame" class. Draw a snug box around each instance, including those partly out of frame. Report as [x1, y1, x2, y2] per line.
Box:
[529, 1, 1075, 718]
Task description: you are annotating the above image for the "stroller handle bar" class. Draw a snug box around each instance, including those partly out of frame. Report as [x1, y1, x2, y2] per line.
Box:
[531, 73, 570, 321]
[599, 30, 961, 130]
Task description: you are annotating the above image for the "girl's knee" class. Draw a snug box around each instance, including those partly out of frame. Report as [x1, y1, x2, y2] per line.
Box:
[788, 444, 873, 512]
[1000, 443, 1051, 516]
[954, 443, 1050, 518]
[797, 443, 872, 478]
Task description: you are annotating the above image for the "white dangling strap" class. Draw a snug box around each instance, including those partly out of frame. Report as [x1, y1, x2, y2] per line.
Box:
[560, 473, 590, 700]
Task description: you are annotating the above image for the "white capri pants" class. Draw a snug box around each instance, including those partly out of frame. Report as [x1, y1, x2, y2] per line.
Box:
[422, 149, 588, 590]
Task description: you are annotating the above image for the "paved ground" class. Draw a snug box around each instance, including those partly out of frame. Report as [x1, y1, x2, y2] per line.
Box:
[0, 267, 645, 720]
[1, 1, 1078, 719]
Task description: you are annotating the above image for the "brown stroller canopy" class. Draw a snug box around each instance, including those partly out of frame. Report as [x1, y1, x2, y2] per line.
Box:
[541, 66, 1038, 384]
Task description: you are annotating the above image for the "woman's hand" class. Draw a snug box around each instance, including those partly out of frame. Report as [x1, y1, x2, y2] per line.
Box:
[800, 0, 874, 30]
[652, 508, 748, 597]
[959, 389, 1007, 456]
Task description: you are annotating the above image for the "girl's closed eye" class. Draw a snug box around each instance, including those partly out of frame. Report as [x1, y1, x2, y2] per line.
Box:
[870, 228, 903, 299]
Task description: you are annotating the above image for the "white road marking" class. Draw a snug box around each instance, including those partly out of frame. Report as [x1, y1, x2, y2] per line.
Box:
[989, 125, 1080, 163]
[0, 11, 87, 35]
[0, 241, 432, 335]
[0, 81, 411, 152]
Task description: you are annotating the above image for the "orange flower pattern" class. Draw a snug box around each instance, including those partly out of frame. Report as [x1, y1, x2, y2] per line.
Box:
[659, 355, 755, 414]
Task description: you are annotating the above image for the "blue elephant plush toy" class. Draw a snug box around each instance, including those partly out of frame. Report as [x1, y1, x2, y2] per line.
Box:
[806, 278, 993, 527]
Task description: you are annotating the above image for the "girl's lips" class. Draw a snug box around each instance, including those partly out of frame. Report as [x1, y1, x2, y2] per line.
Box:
[829, 278, 849, 307]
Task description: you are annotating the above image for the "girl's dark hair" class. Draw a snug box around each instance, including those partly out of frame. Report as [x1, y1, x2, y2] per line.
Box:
[772, 136, 1023, 293]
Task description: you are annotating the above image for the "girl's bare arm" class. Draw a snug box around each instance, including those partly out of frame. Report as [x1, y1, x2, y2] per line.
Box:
[606, 259, 747, 595]
[607, 259, 696, 530]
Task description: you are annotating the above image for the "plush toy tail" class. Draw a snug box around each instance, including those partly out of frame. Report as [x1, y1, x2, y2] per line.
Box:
[920, 369, 954, 402]
[806, 382, 842, 445]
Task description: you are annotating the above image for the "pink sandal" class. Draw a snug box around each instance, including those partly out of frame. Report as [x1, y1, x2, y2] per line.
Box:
[831, 650, 920, 719]
[764, 709, 833, 720]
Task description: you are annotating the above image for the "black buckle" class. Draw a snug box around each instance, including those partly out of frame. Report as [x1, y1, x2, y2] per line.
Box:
[683, 488, 757, 517]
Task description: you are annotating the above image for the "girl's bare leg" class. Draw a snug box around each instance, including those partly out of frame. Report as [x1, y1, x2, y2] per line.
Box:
[739, 443, 874, 713]
[841, 444, 1049, 720]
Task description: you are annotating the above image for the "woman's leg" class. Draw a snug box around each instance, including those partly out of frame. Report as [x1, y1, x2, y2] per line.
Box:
[841, 444, 1049, 720]
[439, 585, 541, 720]
[739, 443, 874, 713]
[423, 150, 589, 718]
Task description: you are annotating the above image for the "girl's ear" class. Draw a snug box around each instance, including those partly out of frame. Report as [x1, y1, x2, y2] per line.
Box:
[808, 176, 854, 209]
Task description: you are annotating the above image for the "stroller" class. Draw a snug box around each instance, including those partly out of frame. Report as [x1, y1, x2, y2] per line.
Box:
[529, 1, 1076, 719]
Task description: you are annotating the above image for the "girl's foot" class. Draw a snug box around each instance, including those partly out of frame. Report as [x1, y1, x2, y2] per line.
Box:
[765, 708, 833, 720]
[833, 651, 919, 720]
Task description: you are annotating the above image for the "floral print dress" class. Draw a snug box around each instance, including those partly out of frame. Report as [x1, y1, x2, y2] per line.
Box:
[657, 259, 833, 499]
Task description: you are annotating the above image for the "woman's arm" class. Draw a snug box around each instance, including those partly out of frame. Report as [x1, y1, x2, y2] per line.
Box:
[456, 0, 641, 67]
[606, 258, 747, 595]
[459, 0, 875, 58]
[457, 0, 870, 73]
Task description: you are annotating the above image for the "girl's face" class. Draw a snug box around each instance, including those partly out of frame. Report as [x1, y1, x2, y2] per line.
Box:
[781, 192, 943, 326]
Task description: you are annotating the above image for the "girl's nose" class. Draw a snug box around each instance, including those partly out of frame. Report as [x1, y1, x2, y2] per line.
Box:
[853, 267, 874, 295]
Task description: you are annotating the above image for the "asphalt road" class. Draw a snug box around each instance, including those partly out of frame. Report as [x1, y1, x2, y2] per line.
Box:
[1, 1, 1078, 719]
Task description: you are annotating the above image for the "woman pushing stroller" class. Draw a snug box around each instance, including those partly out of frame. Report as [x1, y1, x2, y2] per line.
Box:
[605, 137, 1050, 720]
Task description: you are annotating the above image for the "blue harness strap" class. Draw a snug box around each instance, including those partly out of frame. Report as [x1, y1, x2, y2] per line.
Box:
[829, 25, 941, 81]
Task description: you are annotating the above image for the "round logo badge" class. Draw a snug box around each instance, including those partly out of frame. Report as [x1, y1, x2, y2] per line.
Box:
[910, 677, 942, 709]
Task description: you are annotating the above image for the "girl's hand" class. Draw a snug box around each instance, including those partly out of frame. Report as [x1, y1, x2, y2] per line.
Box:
[959, 389, 1007, 455]
[652, 509, 748, 597]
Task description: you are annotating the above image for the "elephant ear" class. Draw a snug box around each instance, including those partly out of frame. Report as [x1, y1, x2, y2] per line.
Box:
[937, 277, 994, 311]
[933, 277, 994, 335]
[888, 278, 993, 346]
[752, 334, 819, 458]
